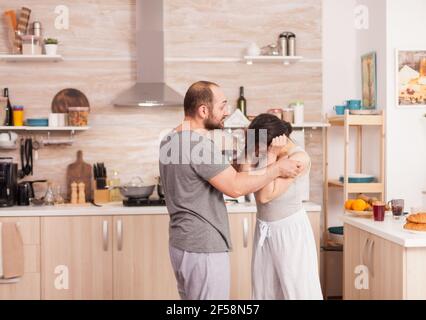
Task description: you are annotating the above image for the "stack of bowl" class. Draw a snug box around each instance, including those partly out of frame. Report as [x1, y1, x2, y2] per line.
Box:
[333, 100, 362, 115]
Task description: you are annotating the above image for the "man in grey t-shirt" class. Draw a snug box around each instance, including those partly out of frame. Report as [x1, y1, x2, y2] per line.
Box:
[159, 81, 302, 300]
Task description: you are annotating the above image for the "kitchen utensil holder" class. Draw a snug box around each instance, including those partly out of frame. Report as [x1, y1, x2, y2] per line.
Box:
[42, 131, 75, 146]
[96, 178, 107, 190]
[94, 189, 110, 204]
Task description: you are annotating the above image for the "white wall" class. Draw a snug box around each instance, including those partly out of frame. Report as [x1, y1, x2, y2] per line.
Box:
[324, 0, 425, 229]
[386, 0, 426, 210]
[355, 0, 387, 192]
[323, 0, 358, 228]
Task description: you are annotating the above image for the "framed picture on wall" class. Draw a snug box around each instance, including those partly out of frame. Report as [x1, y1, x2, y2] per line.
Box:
[361, 52, 377, 109]
[397, 49, 426, 107]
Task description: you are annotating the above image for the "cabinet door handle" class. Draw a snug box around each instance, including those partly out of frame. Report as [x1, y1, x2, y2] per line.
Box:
[368, 239, 375, 277]
[0, 278, 20, 285]
[243, 217, 249, 248]
[361, 238, 369, 266]
[117, 220, 123, 251]
[102, 220, 109, 251]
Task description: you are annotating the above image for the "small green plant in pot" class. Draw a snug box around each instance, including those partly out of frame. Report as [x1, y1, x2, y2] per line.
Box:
[44, 38, 59, 56]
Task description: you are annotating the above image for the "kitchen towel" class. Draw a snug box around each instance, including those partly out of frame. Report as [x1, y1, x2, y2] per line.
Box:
[1, 222, 24, 279]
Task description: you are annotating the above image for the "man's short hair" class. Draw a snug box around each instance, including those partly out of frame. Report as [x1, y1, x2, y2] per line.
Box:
[184, 81, 219, 117]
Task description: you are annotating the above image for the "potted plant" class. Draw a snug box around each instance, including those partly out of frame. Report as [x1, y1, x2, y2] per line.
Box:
[44, 38, 59, 56]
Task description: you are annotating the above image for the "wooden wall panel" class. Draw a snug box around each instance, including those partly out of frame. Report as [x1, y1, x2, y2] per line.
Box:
[0, 0, 323, 204]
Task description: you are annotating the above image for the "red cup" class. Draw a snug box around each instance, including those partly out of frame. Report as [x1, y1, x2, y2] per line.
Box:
[373, 201, 386, 221]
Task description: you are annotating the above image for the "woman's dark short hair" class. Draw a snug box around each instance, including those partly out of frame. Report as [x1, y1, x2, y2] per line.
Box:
[246, 113, 293, 154]
[184, 81, 218, 117]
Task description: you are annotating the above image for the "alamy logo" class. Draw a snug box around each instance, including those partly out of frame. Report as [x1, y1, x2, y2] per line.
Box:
[55, 5, 69, 30]
[158, 121, 268, 175]
[354, 5, 369, 30]
[54, 265, 69, 290]
[354, 265, 369, 290]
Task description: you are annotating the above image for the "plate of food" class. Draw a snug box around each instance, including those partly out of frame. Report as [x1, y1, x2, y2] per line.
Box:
[403, 212, 426, 234]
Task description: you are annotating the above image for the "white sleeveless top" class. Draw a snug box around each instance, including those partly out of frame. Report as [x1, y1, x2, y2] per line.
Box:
[255, 146, 310, 222]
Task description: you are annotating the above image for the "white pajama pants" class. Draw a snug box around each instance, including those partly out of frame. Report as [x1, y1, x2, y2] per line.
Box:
[252, 209, 323, 300]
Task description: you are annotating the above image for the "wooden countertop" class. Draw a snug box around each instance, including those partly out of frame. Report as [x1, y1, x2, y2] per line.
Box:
[0, 201, 321, 218]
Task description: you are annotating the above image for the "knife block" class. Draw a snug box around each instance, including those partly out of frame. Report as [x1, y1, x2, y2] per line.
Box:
[93, 180, 110, 204]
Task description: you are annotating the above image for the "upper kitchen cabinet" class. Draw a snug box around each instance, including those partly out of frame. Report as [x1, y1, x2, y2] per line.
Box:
[112, 215, 179, 300]
[41, 216, 113, 300]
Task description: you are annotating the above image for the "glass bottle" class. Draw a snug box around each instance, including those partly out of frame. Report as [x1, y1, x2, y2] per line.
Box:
[3, 88, 13, 126]
[44, 182, 55, 206]
[237, 87, 247, 116]
[54, 185, 65, 205]
[108, 170, 122, 202]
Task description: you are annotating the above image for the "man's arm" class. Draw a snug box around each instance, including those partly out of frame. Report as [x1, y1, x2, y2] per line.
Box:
[209, 157, 302, 198]
[256, 152, 310, 204]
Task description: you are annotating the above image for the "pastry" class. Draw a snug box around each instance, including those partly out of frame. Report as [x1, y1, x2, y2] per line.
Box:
[407, 213, 426, 224]
[404, 222, 426, 232]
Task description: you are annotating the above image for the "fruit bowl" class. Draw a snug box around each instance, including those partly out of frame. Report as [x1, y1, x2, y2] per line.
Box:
[345, 210, 373, 217]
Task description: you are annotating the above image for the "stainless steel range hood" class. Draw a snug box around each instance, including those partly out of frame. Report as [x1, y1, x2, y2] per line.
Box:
[113, 0, 183, 107]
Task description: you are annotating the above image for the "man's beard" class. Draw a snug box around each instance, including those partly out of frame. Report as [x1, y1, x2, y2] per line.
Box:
[204, 115, 224, 130]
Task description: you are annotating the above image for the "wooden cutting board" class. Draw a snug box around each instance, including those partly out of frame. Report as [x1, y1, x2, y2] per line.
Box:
[66, 150, 92, 202]
[51, 88, 90, 113]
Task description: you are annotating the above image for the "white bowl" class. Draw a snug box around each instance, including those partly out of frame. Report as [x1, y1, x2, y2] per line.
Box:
[0, 132, 18, 143]
[328, 232, 344, 245]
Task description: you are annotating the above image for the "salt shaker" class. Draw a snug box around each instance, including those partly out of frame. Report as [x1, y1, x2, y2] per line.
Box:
[78, 182, 86, 204]
[71, 182, 78, 204]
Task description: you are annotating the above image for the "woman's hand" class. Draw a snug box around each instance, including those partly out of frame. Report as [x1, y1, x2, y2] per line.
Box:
[268, 135, 288, 158]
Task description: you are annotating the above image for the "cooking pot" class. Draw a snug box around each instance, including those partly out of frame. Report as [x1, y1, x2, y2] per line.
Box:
[112, 177, 155, 199]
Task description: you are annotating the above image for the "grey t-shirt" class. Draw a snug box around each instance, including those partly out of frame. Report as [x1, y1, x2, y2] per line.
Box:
[159, 130, 231, 253]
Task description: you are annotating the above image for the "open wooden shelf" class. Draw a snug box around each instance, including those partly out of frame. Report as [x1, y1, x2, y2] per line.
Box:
[328, 114, 384, 126]
[0, 54, 63, 62]
[323, 109, 386, 259]
[0, 126, 89, 132]
[243, 55, 303, 65]
[327, 180, 384, 193]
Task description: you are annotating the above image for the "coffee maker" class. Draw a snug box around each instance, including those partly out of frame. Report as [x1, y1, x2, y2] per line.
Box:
[0, 157, 18, 207]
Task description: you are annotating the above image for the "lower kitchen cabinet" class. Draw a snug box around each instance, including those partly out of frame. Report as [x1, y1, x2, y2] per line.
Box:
[41, 216, 113, 300]
[113, 215, 179, 300]
[1, 210, 321, 300]
[0, 217, 40, 300]
[344, 224, 405, 300]
[229, 213, 255, 300]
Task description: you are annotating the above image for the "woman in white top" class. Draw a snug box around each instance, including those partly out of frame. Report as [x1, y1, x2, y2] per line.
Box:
[243, 113, 322, 300]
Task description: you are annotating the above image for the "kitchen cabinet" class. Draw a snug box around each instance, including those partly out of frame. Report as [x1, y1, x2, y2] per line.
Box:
[229, 213, 255, 300]
[113, 215, 179, 300]
[2, 207, 319, 300]
[343, 224, 361, 300]
[307, 210, 321, 265]
[0, 217, 40, 300]
[344, 224, 404, 300]
[41, 216, 113, 300]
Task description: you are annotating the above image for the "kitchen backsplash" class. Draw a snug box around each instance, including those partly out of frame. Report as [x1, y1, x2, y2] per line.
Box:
[0, 0, 323, 204]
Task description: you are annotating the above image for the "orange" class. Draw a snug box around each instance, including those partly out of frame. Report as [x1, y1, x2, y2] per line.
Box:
[352, 199, 368, 211]
[345, 200, 355, 210]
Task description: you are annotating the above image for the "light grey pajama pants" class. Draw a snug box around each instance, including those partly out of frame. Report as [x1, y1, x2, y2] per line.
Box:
[169, 246, 230, 300]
